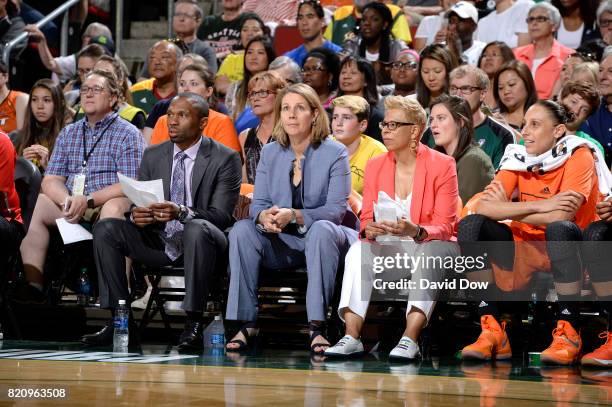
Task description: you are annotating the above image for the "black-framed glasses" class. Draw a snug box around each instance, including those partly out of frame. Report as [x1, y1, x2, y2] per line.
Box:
[247, 89, 276, 100]
[80, 85, 106, 95]
[392, 61, 417, 71]
[301, 66, 326, 74]
[379, 120, 415, 131]
[600, 18, 612, 28]
[450, 85, 483, 95]
[526, 16, 550, 24]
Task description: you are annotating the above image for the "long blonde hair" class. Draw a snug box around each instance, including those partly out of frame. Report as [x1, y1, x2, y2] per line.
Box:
[272, 83, 330, 148]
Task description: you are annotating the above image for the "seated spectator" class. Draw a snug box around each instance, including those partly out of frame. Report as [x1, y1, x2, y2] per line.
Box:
[581, 194, 612, 368]
[0, 62, 27, 134]
[150, 64, 241, 153]
[225, 36, 276, 120]
[552, 0, 600, 50]
[63, 44, 107, 107]
[493, 60, 538, 131]
[73, 55, 146, 129]
[302, 47, 340, 109]
[284, 0, 341, 67]
[514, 3, 575, 100]
[239, 71, 286, 184]
[337, 57, 383, 142]
[138, 1, 217, 81]
[82, 93, 241, 350]
[15, 70, 146, 304]
[325, 1, 412, 49]
[598, 1, 612, 45]
[458, 100, 605, 365]
[580, 50, 612, 166]
[331, 95, 386, 195]
[130, 40, 182, 115]
[416, 44, 459, 114]
[215, 15, 266, 97]
[430, 94, 493, 204]
[225, 84, 359, 354]
[433, 1, 485, 66]
[475, 0, 532, 49]
[423, 65, 515, 169]
[353, 2, 407, 85]
[12, 79, 66, 173]
[197, 0, 256, 61]
[382, 49, 419, 98]
[478, 41, 516, 111]
[25, 22, 114, 85]
[559, 81, 604, 154]
[569, 61, 600, 87]
[232, 56, 303, 135]
[551, 52, 592, 101]
[0, 131, 24, 271]
[324, 96, 459, 360]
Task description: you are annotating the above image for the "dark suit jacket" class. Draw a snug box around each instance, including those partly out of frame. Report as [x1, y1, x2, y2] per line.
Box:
[138, 137, 242, 231]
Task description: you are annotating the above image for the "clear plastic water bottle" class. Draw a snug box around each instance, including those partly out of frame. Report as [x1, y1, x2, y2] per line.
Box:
[77, 268, 90, 306]
[208, 315, 225, 349]
[113, 300, 129, 351]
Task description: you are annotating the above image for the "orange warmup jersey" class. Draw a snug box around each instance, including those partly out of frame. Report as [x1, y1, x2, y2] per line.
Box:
[491, 147, 601, 290]
[150, 109, 242, 153]
[0, 90, 25, 134]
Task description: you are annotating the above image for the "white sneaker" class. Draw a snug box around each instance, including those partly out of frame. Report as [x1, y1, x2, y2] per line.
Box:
[131, 287, 152, 310]
[389, 336, 421, 360]
[324, 335, 364, 357]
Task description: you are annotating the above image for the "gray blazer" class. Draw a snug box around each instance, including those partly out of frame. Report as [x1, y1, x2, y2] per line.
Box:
[250, 138, 358, 231]
[138, 137, 242, 231]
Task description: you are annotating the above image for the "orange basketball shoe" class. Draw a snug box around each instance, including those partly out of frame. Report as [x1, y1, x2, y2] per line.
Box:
[461, 315, 512, 361]
[541, 320, 582, 365]
[581, 332, 612, 367]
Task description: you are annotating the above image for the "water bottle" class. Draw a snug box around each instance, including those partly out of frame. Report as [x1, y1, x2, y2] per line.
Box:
[208, 315, 225, 349]
[77, 268, 90, 306]
[113, 300, 129, 351]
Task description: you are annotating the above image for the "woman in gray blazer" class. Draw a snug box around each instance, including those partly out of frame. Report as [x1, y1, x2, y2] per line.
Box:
[225, 83, 359, 354]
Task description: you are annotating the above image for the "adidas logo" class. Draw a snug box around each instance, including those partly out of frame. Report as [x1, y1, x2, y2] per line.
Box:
[540, 186, 551, 194]
[141, 97, 147, 103]
[478, 301, 488, 308]
[561, 308, 571, 315]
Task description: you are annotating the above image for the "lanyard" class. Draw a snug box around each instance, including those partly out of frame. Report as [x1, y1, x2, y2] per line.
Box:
[81, 116, 118, 168]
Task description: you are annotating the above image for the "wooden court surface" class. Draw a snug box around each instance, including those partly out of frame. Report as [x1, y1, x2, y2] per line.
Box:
[0, 357, 610, 406]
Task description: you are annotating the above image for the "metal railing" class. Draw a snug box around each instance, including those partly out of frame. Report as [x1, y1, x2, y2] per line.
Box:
[2, 0, 80, 66]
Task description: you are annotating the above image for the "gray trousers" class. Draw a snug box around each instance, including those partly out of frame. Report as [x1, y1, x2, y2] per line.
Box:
[93, 218, 227, 312]
[225, 219, 358, 322]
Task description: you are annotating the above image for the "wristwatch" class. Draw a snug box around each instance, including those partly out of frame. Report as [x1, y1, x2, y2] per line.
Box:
[177, 204, 189, 222]
[290, 208, 297, 224]
[413, 224, 426, 242]
[86, 194, 95, 209]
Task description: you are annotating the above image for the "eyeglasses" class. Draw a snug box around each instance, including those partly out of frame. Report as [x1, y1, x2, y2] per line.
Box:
[450, 85, 482, 95]
[379, 120, 415, 131]
[248, 89, 276, 99]
[392, 61, 417, 71]
[80, 85, 106, 95]
[600, 18, 612, 28]
[526, 16, 550, 24]
[301, 66, 326, 74]
[173, 12, 198, 20]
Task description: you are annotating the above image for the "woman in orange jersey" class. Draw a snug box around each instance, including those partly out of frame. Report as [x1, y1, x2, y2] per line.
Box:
[150, 63, 241, 153]
[458, 100, 611, 365]
[0, 62, 28, 134]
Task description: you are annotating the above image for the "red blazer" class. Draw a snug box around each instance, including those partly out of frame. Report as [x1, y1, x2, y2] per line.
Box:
[360, 144, 458, 241]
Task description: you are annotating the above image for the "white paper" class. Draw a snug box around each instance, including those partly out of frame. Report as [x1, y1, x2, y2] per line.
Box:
[55, 218, 93, 244]
[374, 191, 412, 243]
[118, 173, 164, 207]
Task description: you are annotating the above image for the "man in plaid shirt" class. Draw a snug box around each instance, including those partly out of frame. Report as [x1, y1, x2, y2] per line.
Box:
[16, 70, 145, 304]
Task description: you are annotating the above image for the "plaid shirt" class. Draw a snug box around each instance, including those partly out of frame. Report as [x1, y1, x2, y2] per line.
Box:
[46, 112, 145, 195]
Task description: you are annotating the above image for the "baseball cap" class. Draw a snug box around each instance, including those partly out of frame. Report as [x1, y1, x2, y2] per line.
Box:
[446, 1, 479, 24]
[90, 35, 115, 55]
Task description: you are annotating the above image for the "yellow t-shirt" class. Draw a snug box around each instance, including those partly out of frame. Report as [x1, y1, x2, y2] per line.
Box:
[217, 52, 245, 83]
[334, 134, 387, 194]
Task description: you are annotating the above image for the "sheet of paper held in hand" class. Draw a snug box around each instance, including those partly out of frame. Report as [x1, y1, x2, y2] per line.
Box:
[374, 191, 412, 243]
[118, 173, 165, 207]
[55, 218, 93, 244]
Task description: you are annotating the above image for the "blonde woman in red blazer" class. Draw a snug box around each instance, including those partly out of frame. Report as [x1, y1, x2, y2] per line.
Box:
[325, 96, 460, 361]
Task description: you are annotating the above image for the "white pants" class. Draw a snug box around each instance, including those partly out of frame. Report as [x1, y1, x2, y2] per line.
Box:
[337, 239, 459, 324]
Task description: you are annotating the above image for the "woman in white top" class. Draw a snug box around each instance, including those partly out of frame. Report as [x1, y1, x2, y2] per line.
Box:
[552, 0, 600, 50]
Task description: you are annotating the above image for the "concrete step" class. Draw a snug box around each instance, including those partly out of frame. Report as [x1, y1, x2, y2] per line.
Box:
[130, 20, 169, 40]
